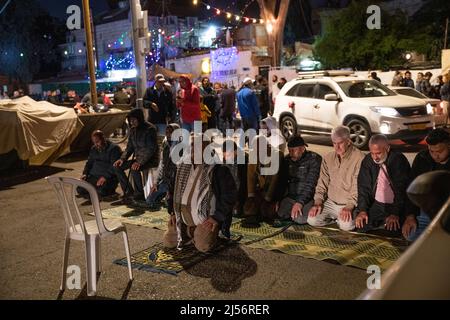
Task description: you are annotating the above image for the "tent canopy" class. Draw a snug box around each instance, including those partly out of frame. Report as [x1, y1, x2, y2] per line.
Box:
[0, 97, 83, 166]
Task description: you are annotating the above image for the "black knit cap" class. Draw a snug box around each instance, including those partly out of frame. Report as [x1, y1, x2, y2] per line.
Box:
[288, 135, 308, 148]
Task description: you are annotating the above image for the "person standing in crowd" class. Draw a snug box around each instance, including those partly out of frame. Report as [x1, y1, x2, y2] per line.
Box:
[199, 77, 218, 129]
[371, 72, 381, 83]
[440, 74, 450, 127]
[78, 130, 121, 199]
[219, 83, 237, 133]
[177, 75, 201, 132]
[237, 77, 261, 131]
[391, 71, 404, 86]
[355, 135, 411, 236]
[420, 72, 433, 97]
[403, 129, 450, 241]
[403, 71, 415, 88]
[143, 74, 174, 135]
[307, 126, 365, 231]
[163, 136, 237, 252]
[99, 90, 113, 106]
[113, 109, 159, 203]
[254, 75, 270, 119]
[146, 123, 181, 212]
[278, 78, 287, 90]
[275, 135, 322, 226]
[114, 86, 130, 105]
[433, 75, 444, 100]
[127, 87, 137, 109]
[415, 72, 424, 92]
[213, 82, 223, 128]
[47, 90, 60, 104]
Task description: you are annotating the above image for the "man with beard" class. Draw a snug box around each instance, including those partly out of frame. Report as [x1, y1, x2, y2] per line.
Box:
[78, 130, 121, 198]
[355, 135, 411, 235]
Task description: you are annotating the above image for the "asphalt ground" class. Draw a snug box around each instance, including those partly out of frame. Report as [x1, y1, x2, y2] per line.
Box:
[0, 136, 425, 300]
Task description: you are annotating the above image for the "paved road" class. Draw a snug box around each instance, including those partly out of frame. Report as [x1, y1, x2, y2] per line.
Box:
[0, 138, 424, 300]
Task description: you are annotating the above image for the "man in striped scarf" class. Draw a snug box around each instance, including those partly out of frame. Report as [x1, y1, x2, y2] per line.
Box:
[163, 135, 238, 252]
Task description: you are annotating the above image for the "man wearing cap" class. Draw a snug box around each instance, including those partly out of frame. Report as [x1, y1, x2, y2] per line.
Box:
[143, 74, 175, 135]
[276, 135, 322, 225]
[307, 126, 365, 231]
[237, 77, 261, 132]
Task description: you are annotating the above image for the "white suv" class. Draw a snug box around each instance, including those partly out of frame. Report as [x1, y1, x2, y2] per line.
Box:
[273, 71, 434, 148]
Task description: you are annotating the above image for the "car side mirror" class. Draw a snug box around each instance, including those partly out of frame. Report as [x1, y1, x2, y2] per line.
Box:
[324, 93, 339, 101]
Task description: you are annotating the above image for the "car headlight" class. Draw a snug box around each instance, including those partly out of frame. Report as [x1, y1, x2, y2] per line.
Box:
[426, 103, 433, 115]
[370, 107, 400, 117]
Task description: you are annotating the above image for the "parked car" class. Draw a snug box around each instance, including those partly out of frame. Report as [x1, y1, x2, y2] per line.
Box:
[390, 86, 446, 127]
[273, 71, 435, 148]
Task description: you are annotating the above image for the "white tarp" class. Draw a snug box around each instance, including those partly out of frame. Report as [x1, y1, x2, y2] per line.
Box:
[0, 96, 83, 165]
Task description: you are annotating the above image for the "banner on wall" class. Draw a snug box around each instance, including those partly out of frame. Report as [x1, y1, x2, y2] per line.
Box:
[210, 47, 239, 82]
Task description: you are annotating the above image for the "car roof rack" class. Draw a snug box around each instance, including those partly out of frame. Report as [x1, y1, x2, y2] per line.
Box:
[297, 70, 355, 79]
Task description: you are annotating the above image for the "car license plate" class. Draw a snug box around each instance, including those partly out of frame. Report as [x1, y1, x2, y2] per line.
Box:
[408, 123, 427, 130]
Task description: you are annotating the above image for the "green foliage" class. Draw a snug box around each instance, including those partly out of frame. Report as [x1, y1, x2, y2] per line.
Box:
[0, 0, 65, 84]
[313, 0, 444, 70]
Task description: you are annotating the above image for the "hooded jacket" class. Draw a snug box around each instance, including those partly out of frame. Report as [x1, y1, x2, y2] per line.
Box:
[179, 76, 201, 124]
[121, 108, 159, 168]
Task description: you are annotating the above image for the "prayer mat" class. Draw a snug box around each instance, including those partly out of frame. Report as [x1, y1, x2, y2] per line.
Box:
[93, 205, 170, 231]
[114, 240, 238, 276]
[244, 224, 409, 272]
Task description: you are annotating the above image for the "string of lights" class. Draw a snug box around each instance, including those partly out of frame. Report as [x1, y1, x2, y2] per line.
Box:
[192, 0, 264, 24]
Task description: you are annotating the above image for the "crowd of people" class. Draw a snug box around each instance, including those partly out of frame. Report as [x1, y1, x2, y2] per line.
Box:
[77, 77, 450, 253]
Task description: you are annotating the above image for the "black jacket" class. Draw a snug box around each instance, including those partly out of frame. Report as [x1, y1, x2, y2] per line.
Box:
[211, 165, 238, 228]
[143, 86, 174, 124]
[121, 109, 159, 168]
[84, 142, 121, 180]
[156, 124, 181, 190]
[279, 151, 322, 205]
[357, 151, 411, 217]
[409, 150, 450, 216]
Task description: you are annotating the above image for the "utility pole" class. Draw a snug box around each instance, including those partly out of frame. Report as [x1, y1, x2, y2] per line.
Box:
[130, 0, 149, 108]
[444, 18, 449, 50]
[82, 0, 98, 106]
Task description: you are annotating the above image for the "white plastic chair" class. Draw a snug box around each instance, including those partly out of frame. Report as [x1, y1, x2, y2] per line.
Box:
[46, 176, 133, 297]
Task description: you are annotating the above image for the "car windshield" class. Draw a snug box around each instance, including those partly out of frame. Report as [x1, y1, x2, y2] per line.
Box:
[394, 88, 427, 99]
[338, 80, 397, 98]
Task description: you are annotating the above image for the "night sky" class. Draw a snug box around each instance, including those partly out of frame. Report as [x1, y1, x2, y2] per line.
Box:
[36, 0, 110, 19]
[36, 0, 265, 19]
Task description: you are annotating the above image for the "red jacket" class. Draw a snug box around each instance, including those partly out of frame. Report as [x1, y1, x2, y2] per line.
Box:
[178, 76, 201, 123]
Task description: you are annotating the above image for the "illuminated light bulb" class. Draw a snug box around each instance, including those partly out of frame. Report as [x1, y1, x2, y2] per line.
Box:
[216, 9, 221, 15]
[227, 12, 232, 19]
[235, 15, 240, 21]
[193, 0, 198, 5]
[206, 5, 211, 10]
[245, 17, 250, 23]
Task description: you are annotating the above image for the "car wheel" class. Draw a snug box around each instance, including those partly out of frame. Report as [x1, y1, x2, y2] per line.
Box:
[347, 119, 371, 149]
[401, 138, 424, 145]
[280, 115, 298, 139]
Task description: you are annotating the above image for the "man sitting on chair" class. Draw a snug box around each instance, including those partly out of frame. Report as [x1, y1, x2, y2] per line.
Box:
[113, 108, 159, 203]
[78, 130, 121, 199]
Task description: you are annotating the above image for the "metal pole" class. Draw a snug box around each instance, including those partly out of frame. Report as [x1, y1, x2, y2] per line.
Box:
[82, 0, 98, 106]
[444, 18, 449, 50]
[130, 0, 148, 108]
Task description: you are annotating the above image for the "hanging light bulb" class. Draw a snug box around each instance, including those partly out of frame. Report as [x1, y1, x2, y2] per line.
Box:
[206, 5, 211, 10]
[216, 9, 221, 15]
[193, 0, 198, 5]
[227, 12, 232, 19]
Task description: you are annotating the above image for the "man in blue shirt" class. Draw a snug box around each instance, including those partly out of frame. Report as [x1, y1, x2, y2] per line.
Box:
[237, 77, 261, 132]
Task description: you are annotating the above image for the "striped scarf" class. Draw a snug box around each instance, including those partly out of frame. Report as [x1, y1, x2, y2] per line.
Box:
[173, 163, 215, 227]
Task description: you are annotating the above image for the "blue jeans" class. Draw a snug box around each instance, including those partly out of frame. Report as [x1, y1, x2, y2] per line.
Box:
[146, 181, 169, 207]
[407, 211, 431, 242]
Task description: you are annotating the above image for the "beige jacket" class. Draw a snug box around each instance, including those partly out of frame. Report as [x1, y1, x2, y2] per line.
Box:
[314, 145, 365, 210]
